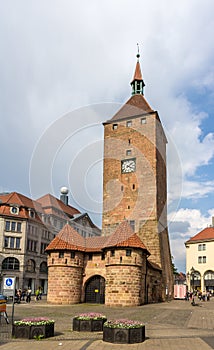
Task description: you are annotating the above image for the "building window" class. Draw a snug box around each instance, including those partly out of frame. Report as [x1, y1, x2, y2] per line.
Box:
[40, 262, 48, 273]
[121, 185, 124, 191]
[26, 259, 36, 272]
[70, 251, 75, 259]
[59, 252, 64, 258]
[10, 206, 19, 215]
[4, 236, 21, 249]
[141, 117, 146, 124]
[126, 121, 132, 127]
[27, 239, 37, 252]
[126, 249, 132, 257]
[88, 254, 93, 261]
[132, 184, 135, 190]
[198, 244, 206, 251]
[5, 221, 22, 232]
[101, 253, 105, 260]
[10, 237, 15, 249]
[126, 150, 132, 156]
[17, 222, 22, 232]
[128, 139, 131, 145]
[4, 237, 9, 248]
[198, 256, 207, 264]
[129, 220, 135, 232]
[16, 238, 20, 249]
[2, 257, 19, 270]
[11, 222, 16, 231]
[113, 124, 118, 130]
[111, 250, 115, 257]
[5, 221, 10, 231]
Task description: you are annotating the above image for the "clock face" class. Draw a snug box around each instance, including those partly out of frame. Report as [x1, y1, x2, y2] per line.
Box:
[121, 158, 136, 173]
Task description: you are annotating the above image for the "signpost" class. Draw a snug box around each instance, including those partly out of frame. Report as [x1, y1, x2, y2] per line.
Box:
[2, 276, 16, 325]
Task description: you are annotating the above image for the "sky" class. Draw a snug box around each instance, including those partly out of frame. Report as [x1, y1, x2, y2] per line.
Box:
[0, 0, 214, 273]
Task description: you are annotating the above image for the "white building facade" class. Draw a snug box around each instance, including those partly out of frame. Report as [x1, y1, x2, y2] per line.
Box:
[185, 220, 214, 294]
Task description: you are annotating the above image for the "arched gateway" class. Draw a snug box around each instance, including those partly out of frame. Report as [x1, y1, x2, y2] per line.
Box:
[85, 275, 105, 304]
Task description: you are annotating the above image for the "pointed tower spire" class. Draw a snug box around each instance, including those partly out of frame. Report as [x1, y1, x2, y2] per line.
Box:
[130, 44, 145, 95]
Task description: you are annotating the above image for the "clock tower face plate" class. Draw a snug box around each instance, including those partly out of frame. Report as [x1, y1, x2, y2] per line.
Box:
[121, 158, 136, 173]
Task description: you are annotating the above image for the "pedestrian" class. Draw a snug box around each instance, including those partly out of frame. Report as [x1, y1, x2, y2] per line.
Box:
[26, 287, 32, 303]
[35, 289, 39, 301]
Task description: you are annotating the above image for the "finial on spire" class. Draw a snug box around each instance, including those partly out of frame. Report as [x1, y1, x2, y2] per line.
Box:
[136, 43, 140, 60]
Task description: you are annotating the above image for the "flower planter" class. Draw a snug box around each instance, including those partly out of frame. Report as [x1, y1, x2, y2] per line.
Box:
[12, 318, 55, 339]
[73, 317, 107, 332]
[103, 319, 145, 344]
[12, 323, 54, 339]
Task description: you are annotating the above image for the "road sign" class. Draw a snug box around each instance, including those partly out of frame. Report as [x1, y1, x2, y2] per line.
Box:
[3, 277, 16, 296]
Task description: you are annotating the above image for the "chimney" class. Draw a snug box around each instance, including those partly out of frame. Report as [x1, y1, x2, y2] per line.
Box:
[60, 187, 69, 205]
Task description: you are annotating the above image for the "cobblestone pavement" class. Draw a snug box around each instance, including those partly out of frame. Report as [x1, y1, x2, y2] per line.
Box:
[1, 297, 214, 349]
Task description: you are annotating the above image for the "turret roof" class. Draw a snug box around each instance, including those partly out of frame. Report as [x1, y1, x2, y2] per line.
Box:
[46, 220, 149, 254]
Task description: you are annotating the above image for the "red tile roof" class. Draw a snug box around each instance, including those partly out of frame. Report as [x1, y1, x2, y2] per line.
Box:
[106, 94, 154, 122]
[46, 220, 149, 253]
[186, 227, 214, 243]
[37, 194, 80, 218]
[46, 224, 85, 251]
[0, 192, 44, 222]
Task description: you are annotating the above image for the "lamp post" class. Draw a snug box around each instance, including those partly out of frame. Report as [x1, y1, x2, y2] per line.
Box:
[190, 267, 195, 294]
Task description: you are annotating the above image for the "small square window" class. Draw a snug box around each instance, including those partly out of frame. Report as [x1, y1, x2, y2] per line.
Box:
[113, 124, 118, 130]
[126, 121, 132, 127]
[59, 252, 64, 258]
[126, 150, 132, 156]
[70, 251, 75, 259]
[126, 249, 132, 257]
[111, 250, 115, 257]
[141, 117, 146, 124]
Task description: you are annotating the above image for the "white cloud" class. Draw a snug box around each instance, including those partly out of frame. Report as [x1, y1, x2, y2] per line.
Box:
[168, 208, 214, 272]
[1, 0, 214, 272]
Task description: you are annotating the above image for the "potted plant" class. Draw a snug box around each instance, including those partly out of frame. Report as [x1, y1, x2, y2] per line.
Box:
[73, 312, 107, 332]
[103, 319, 145, 344]
[12, 317, 55, 339]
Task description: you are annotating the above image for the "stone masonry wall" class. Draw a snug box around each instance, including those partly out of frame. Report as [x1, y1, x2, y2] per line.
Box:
[105, 248, 145, 306]
[47, 251, 83, 304]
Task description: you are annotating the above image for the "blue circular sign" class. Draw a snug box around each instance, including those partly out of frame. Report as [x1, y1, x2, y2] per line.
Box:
[6, 278, 13, 287]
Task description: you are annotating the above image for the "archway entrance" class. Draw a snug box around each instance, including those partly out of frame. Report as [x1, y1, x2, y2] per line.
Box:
[85, 275, 105, 304]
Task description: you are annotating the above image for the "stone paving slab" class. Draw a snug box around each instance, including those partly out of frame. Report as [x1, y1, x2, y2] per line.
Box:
[1, 299, 214, 349]
[0, 338, 213, 350]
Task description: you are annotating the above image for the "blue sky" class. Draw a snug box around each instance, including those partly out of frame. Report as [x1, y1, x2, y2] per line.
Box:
[0, 0, 214, 273]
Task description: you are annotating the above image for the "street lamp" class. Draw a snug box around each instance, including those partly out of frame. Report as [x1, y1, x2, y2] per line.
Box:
[190, 267, 195, 293]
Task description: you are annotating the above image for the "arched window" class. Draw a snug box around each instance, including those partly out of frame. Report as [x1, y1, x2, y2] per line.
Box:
[26, 259, 36, 272]
[204, 271, 214, 280]
[2, 257, 19, 270]
[40, 262, 48, 273]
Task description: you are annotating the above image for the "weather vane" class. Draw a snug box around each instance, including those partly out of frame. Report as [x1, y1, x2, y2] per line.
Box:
[136, 43, 140, 60]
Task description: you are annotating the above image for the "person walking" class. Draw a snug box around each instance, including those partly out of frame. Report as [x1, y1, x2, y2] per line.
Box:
[26, 287, 32, 303]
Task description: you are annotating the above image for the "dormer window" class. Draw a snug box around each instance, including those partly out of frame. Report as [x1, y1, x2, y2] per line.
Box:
[10, 206, 19, 215]
[29, 210, 35, 218]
